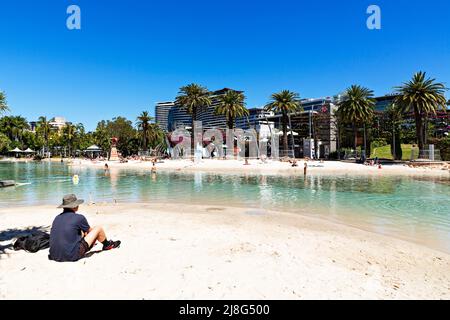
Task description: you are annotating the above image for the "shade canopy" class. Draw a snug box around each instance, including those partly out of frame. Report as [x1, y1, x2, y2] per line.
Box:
[23, 148, 35, 153]
[9, 148, 23, 153]
[85, 145, 102, 152]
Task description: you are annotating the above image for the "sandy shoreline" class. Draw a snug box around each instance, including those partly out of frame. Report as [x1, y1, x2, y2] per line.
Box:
[64, 158, 450, 177]
[1, 202, 450, 300]
[2, 157, 449, 177]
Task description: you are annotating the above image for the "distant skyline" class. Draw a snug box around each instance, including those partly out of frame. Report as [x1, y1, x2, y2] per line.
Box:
[0, 0, 449, 131]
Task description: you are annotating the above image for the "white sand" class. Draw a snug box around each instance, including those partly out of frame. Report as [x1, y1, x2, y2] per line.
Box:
[68, 158, 450, 177]
[1, 203, 449, 300]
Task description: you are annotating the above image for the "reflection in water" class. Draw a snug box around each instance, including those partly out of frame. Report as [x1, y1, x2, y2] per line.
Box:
[1, 162, 450, 252]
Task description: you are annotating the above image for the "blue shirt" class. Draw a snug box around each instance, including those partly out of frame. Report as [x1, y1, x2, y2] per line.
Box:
[49, 211, 90, 262]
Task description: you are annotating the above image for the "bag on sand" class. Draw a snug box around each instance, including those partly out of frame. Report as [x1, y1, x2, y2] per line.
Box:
[13, 232, 50, 253]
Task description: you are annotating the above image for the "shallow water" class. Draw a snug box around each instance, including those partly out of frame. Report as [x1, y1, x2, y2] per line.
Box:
[1, 162, 450, 252]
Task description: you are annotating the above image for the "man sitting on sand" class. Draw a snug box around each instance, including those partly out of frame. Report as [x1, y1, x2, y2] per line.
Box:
[49, 194, 121, 262]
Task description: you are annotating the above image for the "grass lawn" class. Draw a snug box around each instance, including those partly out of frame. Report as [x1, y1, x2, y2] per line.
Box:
[371, 144, 419, 161]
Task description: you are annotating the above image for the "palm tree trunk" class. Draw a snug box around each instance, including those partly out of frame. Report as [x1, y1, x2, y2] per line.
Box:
[414, 108, 424, 156]
[282, 113, 288, 157]
[336, 121, 341, 160]
[191, 108, 197, 156]
[228, 117, 234, 130]
[143, 127, 148, 152]
[363, 124, 367, 158]
[353, 124, 358, 152]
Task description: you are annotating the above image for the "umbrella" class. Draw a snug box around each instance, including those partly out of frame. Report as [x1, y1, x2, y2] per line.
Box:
[9, 147, 23, 153]
[24, 148, 36, 153]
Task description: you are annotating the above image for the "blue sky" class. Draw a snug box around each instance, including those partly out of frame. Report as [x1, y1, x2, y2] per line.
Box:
[0, 0, 449, 130]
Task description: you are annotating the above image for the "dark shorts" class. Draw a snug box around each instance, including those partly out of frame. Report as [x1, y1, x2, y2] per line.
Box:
[78, 239, 91, 259]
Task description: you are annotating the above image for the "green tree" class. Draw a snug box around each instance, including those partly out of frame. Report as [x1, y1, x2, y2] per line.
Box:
[147, 123, 165, 149]
[62, 123, 77, 156]
[37, 116, 52, 154]
[0, 91, 9, 115]
[385, 104, 403, 160]
[215, 90, 249, 129]
[0, 116, 30, 146]
[337, 85, 375, 156]
[136, 111, 153, 152]
[0, 132, 11, 153]
[94, 117, 137, 157]
[175, 83, 212, 130]
[94, 120, 111, 154]
[265, 90, 301, 156]
[394, 71, 447, 153]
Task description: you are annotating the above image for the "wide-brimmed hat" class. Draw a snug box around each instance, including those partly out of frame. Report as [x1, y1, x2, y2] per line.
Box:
[58, 194, 84, 209]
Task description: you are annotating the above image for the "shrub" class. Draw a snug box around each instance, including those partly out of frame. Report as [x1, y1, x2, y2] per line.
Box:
[371, 138, 388, 149]
[437, 137, 450, 161]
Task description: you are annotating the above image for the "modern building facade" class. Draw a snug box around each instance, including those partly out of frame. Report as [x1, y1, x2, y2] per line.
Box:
[168, 104, 192, 131]
[196, 88, 239, 129]
[374, 94, 398, 112]
[235, 107, 274, 138]
[155, 101, 174, 132]
[266, 97, 338, 158]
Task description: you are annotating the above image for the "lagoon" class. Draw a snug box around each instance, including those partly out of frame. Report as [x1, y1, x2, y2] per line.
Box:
[1, 161, 450, 252]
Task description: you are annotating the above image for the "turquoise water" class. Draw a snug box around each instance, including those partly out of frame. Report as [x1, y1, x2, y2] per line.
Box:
[1, 162, 450, 252]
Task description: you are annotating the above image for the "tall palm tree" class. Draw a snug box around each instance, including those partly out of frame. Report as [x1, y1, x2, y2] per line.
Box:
[62, 123, 77, 157]
[385, 103, 403, 160]
[175, 83, 212, 130]
[136, 111, 153, 152]
[337, 85, 375, 156]
[37, 116, 52, 155]
[147, 123, 165, 149]
[394, 72, 447, 153]
[0, 91, 9, 115]
[265, 90, 301, 156]
[215, 90, 249, 129]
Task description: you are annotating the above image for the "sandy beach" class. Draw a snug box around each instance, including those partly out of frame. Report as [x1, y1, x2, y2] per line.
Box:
[1, 202, 450, 300]
[61, 158, 450, 178]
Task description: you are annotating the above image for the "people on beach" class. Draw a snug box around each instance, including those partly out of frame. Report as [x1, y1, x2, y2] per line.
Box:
[304, 162, 308, 175]
[49, 194, 121, 262]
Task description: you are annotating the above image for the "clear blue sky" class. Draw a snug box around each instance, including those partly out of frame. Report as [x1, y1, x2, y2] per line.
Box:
[0, 0, 449, 131]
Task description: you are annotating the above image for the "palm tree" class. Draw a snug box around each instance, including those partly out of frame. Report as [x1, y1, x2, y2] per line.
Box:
[37, 116, 52, 155]
[265, 90, 301, 156]
[62, 123, 77, 157]
[0, 91, 9, 115]
[175, 83, 212, 130]
[136, 111, 153, 152]
[215, 90, 249, 129]
[147, 123, 165, 149]
[337, 85, 375, 157]
[385, 103, 403, 160]
[0, 116, 29, 144]
[394, 72, 447, 153]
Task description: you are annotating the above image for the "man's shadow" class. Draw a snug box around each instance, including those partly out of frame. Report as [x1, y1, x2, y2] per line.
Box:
[83, 250, 103, 258]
